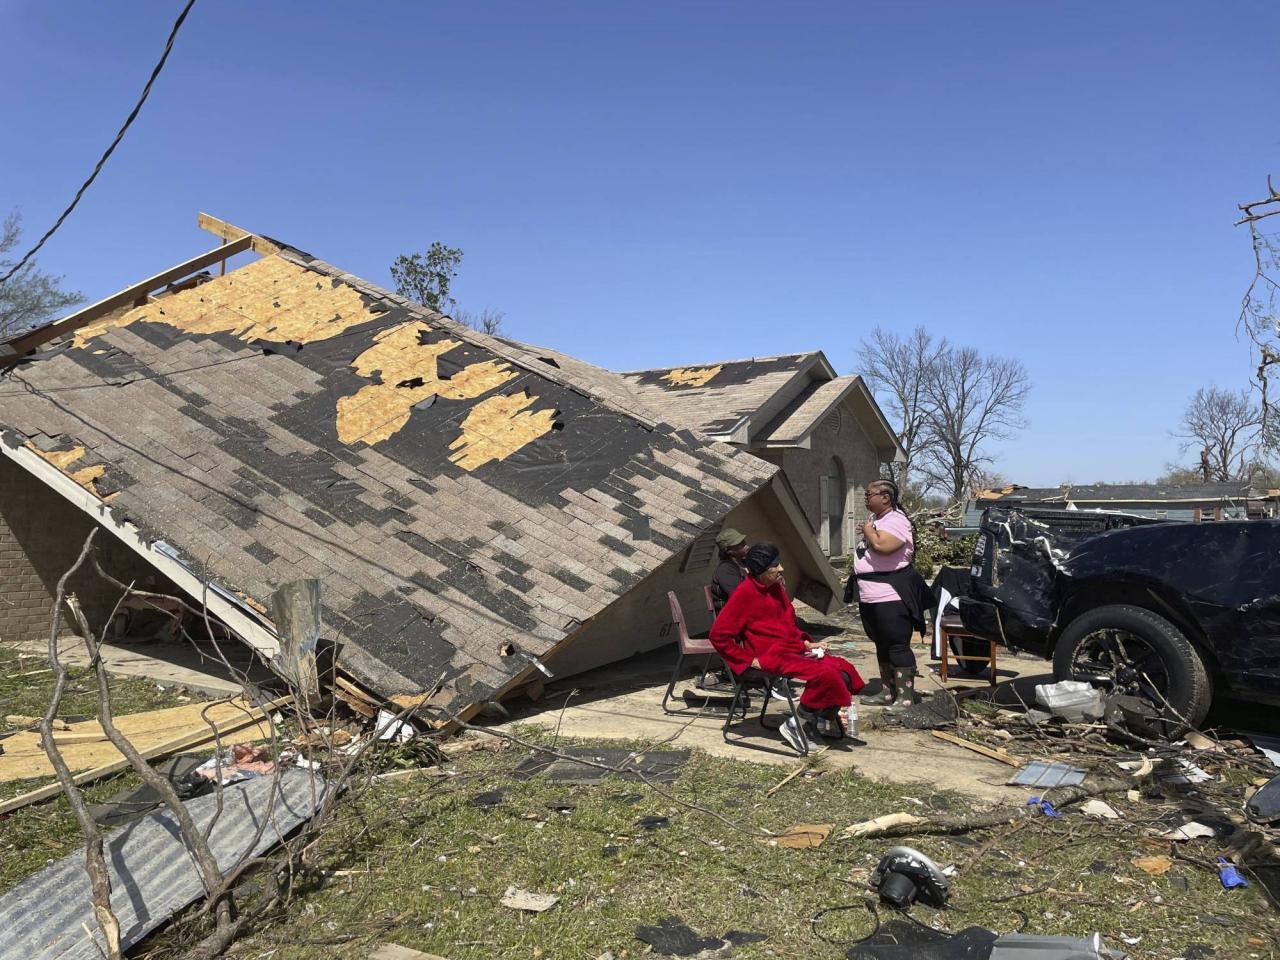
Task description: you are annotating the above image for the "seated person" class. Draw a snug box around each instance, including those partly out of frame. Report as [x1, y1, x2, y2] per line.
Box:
[709, 527, 751, 616]
[709, 543, 864, 751]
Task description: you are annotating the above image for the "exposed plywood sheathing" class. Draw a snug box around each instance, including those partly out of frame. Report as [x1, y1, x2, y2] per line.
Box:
[72, 255, 381, 349]
[447, 392, 558, 471]
[336, 322, 519, 445]
[25, 443, 108, 498]
[0, 698, 274, 783]
[662, 365, 723, 387]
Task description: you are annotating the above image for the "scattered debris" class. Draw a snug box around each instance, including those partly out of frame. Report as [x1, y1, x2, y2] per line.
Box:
[500, 886, 560, 912]
[1158, 759, 1213, 786]
[86, 754, 211, 827]
[1246, 773, 1280, 824]
[513, 747, 689, 784]
[1026, 796, 1061, 819]
[869, 846, 951, 908]
[636, 815, 671, 831]
[931, 730, 1021, 767]
[841, 813, 929, 839]
[469, 789, 507, 808]
[1216, 857, 1248, 890]
[0, 769, 330, 960]
[1079, 800, 1120, 820]
[1131, 856, 1173, 876]
[1034, 680, 1104, 722]
[1010, 761, 1087, 789]
[773, 823, 833, 849]
[990, 932, 1130, 959]
[634, 916, 766, 957]
[1159, 821, 1216, 841]
[195, 743, 277, 785]
[873, 696, 958, 730]
[370, 944, 451, 960]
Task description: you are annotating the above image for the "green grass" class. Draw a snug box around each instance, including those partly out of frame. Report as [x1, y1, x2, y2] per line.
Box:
[217, 729, 1276, 960]
[0, 642, 199, 889]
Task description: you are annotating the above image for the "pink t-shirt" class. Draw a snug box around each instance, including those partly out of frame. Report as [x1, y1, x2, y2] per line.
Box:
[852, 510, 914, 603]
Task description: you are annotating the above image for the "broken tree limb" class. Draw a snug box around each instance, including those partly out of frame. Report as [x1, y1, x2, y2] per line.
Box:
[767, 746, 828, 797]
[840, 813, 929, 839]
[39, 532, 122, 960]
[838, 771, 1153, 840]
[931, 730, 1022, 767]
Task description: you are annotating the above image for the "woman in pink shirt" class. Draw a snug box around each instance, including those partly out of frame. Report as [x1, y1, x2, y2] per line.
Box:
[849, 479, 920, 705]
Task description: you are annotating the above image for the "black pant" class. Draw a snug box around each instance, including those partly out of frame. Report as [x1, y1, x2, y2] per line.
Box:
[859, 600, 917, 669]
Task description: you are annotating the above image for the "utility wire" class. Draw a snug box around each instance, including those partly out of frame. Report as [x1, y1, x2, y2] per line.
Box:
[0, 0, 199, 286]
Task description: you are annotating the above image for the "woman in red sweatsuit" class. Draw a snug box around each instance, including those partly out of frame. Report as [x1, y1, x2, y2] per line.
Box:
[709, 542, 863, 748]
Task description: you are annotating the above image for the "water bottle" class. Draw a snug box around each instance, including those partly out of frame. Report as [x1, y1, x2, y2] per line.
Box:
[841, 703, 859, 739]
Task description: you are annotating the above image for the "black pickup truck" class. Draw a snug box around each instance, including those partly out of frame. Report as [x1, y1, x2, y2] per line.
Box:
[957, 506, 1280, 728]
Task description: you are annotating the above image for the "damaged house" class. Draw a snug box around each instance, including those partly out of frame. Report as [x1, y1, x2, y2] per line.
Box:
[0, 215, 845, 715]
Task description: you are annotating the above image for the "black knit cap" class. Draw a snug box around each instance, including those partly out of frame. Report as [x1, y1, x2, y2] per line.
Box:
[745, 542, 781, 576]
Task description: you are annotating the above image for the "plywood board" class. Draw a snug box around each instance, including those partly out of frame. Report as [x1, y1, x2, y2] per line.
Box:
[0, 698, 274, 783]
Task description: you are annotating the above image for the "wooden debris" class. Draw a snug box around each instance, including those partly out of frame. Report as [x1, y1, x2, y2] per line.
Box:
[0, 696, 289, 815]
[1131, 855, 1173, 876]
[931, 730, 1021, 767]
[773, 823, 833, 849]
[840, 813, 928, 839]
[447, 392, 558, 471]
[371, 945, 451, 960]
[766, 746, 828, 797]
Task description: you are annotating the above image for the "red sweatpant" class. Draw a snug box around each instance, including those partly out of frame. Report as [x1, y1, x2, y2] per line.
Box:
[759, 651, 864, 711]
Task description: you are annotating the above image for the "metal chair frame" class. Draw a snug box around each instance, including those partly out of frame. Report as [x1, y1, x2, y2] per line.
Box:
[661, 590, 721, 714]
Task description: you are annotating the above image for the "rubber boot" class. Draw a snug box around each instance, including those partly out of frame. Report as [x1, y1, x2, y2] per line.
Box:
[892, 665, 918, 706]
[860, 662, 896, 706]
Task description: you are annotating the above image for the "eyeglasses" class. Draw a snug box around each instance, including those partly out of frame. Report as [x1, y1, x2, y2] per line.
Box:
[867, 490, 890, 499]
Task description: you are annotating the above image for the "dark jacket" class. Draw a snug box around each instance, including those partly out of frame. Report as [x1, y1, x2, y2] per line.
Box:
[710, 554, 747, 615]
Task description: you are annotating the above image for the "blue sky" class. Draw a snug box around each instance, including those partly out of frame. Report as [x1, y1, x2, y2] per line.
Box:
[2, 1, 1276, 485]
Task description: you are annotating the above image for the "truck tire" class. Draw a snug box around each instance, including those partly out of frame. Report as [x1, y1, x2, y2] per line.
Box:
[1052, 604, 1211, 732]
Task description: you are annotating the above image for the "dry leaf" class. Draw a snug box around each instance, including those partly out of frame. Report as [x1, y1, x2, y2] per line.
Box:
[775, 823, 834, 849]
[1131, 856, 1173, 876]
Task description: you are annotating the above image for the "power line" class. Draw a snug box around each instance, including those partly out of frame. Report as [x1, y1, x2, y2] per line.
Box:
[0, 0, 199, 286]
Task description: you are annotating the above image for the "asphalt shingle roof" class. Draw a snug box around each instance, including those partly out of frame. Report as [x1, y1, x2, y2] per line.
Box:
[0, 244, 777, 713]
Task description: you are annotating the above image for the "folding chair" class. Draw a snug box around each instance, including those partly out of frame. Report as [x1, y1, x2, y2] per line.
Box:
[661, 591, 721, 714]
[938, 613, 998, 687]
[722, 662, 807, 757]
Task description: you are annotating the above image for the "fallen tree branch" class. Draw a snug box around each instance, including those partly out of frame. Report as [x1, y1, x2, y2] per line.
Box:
[839, 773, 1147, 840]
[39, 530, 122, 959]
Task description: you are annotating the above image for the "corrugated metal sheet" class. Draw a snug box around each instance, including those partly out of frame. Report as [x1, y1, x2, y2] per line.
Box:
[0, 768, 330, 960]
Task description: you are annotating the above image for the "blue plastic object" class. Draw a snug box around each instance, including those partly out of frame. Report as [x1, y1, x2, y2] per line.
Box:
[1217, 857, 1248, 890]
[1026, 796, 1062, 819]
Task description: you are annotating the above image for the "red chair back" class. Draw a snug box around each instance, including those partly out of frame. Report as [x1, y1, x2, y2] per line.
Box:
[668, 591, 715, 655]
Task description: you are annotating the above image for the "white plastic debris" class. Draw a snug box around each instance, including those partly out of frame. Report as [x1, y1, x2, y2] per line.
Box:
[500, 886, 560, 912]
[1034, 680, 1104, 722]
[1080, 800, 1120, 820]
[1159, 821, 1216, 841]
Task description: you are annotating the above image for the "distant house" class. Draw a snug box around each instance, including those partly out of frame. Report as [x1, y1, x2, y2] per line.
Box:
[964, 482, 1275, 526]
[501, 344, 907, 557]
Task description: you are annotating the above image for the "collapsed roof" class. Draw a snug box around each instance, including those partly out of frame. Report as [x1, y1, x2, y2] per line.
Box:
[0, 215, 823, 717]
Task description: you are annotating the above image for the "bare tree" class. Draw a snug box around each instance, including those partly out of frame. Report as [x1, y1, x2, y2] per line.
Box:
[857, 326, 947, 489]
[452, 306, 506, 336]
[1174, 386, 1261, 482]
[0, 212, 82, 336]
[917, 348, 1030, 503]
[1237, 179, 1280, 446]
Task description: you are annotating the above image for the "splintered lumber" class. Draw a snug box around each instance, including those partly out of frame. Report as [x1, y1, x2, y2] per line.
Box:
[0, 696, 290, 816]
[840, 813, 928, 839]
[931, 730, 1022, 767]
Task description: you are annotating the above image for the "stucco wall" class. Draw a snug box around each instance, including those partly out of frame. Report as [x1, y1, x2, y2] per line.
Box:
[774, 403, 881, 553]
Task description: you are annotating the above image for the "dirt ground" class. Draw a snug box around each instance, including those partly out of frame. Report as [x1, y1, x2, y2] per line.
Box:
[501, 604, 1053, 805]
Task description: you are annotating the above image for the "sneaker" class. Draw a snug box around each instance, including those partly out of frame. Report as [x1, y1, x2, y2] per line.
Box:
[778, 714, 811, 753]
[768, 679, 792, 702]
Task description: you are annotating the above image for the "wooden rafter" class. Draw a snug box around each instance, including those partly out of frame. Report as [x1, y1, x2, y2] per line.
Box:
[196, 211, 281, 255]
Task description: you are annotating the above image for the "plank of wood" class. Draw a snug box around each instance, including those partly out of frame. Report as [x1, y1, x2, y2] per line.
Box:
[370, 943, 451, 960]
[0, 236, 253, 360]
[931, 730, 1022, 767]
[0, 696, 291, 817]
[196, 211, 282, 255]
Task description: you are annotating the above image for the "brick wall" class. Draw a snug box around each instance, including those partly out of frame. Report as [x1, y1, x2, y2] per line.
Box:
[0, 457, 159, 643]
[773, 403, 881, 554]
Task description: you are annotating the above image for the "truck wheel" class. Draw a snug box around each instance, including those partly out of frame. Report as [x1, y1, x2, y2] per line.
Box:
[1052, 604, 1211, 732]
